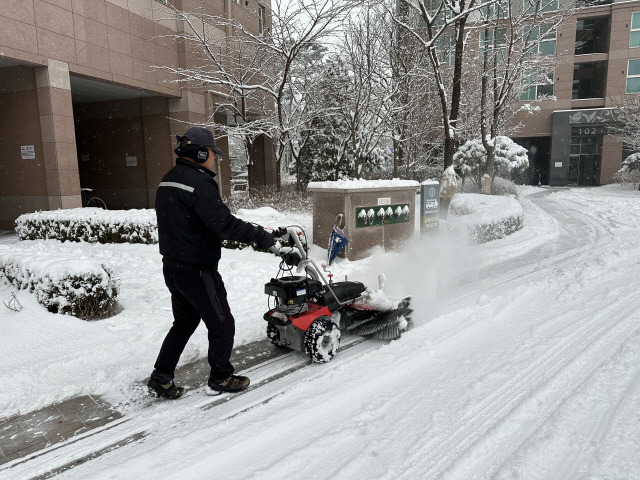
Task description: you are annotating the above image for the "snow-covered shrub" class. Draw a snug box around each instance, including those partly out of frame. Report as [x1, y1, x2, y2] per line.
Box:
[490, 177, 519, 197]
[454, 137, 529, 189]
[611, 153, 640, 188]
[14, 206, 298, 254]
[0, 245, 118, 319]
[16, 208, 157, 244]
[226, 184, 312, 214]
[448, 193, 524, 244]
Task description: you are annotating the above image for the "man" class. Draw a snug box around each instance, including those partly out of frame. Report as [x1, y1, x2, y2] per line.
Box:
[148, 126, 275, 399]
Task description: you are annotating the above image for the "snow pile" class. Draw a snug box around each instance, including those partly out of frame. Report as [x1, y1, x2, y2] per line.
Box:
[0, 243, 118, 319]
[16, 208, 158, 244]
[307, 178, 419, 189]
[448, 193, 524, 244]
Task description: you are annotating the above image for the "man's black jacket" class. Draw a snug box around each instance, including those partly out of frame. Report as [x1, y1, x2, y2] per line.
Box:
[155, 157, 268, 269]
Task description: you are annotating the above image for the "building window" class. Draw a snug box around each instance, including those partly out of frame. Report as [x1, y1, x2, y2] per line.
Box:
[540, 0, 558, 12]
[436, 34, 455, 66]
[573, 61, 607, 99]
[626, 59, 640, 93]
[631, 12, 640, 48]
[524, 0, 557, 14]
[483, 0, 508, 19]
[420, 0, 446, 26]
[575, 17, 610, 55]
[520, 71, 554, 100]
[524, 25, 556, 56]
[479, 28, 507, 58]
[259, 4, 266, 35]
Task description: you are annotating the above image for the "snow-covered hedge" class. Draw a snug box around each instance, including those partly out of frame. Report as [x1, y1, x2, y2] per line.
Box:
[449, 193, 524, 244]
[14, 207, 298, 253]
[0, 244, 118, 319]
[16, 208, 158, 244]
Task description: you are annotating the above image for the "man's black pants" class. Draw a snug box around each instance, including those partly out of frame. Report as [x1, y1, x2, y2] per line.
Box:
[152, 266, 235, 383]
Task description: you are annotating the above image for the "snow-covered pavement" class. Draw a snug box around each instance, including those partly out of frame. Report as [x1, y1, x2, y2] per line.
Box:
[2, 186, 640, 479]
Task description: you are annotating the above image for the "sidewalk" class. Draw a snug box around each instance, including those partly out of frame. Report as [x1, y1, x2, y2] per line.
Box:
[0, 339, 284, 467]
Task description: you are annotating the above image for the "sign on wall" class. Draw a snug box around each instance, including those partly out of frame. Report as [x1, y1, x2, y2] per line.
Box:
[356, 204, 410, 228]
[420, 182, 440, 233]
[21, 145, 35, 160]
[126, 155, 138, 167]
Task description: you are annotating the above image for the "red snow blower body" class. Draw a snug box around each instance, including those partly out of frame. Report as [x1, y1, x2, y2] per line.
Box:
[264, 227, 412, 363]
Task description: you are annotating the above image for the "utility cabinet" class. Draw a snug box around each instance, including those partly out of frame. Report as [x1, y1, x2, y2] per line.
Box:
[307, 180, 418, 261]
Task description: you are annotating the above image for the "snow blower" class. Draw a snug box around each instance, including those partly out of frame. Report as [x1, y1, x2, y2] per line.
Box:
[264, 226, 413, 363]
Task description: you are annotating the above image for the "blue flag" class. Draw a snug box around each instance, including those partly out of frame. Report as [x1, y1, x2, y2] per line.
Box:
[328, 226, 348, 265]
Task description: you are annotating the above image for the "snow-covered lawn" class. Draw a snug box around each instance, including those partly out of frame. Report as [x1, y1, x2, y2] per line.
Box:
[2, 185, 640, 480]
[0, 207, 310, 416]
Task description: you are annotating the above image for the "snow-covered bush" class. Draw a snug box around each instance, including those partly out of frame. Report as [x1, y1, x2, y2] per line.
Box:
[611, 153, 640, 188]
[448, 193, 524, 244]
[487, 176, 519, 197]
[226, 184, 312, 214]
[454, 137, 529, 189]
[16, 208, 157, 244]
[14, 207, 297, 254]
[0, 245, 118, 319]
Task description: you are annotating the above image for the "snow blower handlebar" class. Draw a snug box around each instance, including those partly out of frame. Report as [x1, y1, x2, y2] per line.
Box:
[270, 226, 355, 307]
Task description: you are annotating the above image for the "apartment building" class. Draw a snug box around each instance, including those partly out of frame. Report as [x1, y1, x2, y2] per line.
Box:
[512, 0, 640, 186]
[0, 0, 275, 230]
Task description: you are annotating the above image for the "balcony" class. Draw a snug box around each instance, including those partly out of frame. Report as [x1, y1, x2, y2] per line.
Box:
[575, 16, 610, 55]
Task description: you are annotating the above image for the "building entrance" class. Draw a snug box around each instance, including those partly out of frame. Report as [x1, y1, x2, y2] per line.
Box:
[569, 128, 603, 185]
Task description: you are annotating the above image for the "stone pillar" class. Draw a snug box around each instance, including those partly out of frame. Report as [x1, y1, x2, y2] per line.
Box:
[168, 92, 207, 142]
[141, 97, 173, 206]
[249, 134, 277, 189]
[35, 59, 81, 209]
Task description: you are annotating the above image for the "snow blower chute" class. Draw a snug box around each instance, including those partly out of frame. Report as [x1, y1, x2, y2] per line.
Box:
[264, 227, 413, 363]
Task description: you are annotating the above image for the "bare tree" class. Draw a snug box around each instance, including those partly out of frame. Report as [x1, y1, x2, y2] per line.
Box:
[158, 0, 356, 187]
[612, 94, 640, 151]
[390, 0, 499, 170]
[475, 0, 571, 192]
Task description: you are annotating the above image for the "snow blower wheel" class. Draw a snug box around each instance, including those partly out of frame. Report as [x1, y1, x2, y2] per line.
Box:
[305, 318, 340, 363]
[266, 323, 281, 346]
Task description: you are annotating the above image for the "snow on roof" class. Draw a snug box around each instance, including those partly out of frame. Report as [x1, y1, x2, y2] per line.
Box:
[420, 180, 439, 185]
[307, 178, 419, 191]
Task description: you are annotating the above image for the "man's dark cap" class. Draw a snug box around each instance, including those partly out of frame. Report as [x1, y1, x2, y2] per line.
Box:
[182, 127, 225, 156]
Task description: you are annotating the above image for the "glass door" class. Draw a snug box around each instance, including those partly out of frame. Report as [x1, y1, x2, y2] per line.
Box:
[569, 131, 603, 185]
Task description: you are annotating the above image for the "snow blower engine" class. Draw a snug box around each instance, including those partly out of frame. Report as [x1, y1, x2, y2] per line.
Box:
[264, 227, 412, 363]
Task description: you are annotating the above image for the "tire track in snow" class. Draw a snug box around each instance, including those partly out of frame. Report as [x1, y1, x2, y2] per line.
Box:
[491, 317, 640, 480]
[392, 193, 639, 479]
[555, 341, 640, 480]
[395, 295, 640, 480]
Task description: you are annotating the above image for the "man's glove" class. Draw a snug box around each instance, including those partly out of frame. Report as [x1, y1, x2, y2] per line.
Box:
[256, 229, 275, 250]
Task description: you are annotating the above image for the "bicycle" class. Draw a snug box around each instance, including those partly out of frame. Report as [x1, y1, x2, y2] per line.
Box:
[81, 188, 107, 209]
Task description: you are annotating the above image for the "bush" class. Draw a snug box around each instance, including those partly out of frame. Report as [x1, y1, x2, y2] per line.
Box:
[611, 153, 640, 188]
[16, 208, 157, 244]
[449, 193, 524, 244]
[0, 246, 118, 319]
[454, 137, 529, 188]
[15, 206, 302, 255]
[225, 184, 312, 214]
[491, 177, 520, 197]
